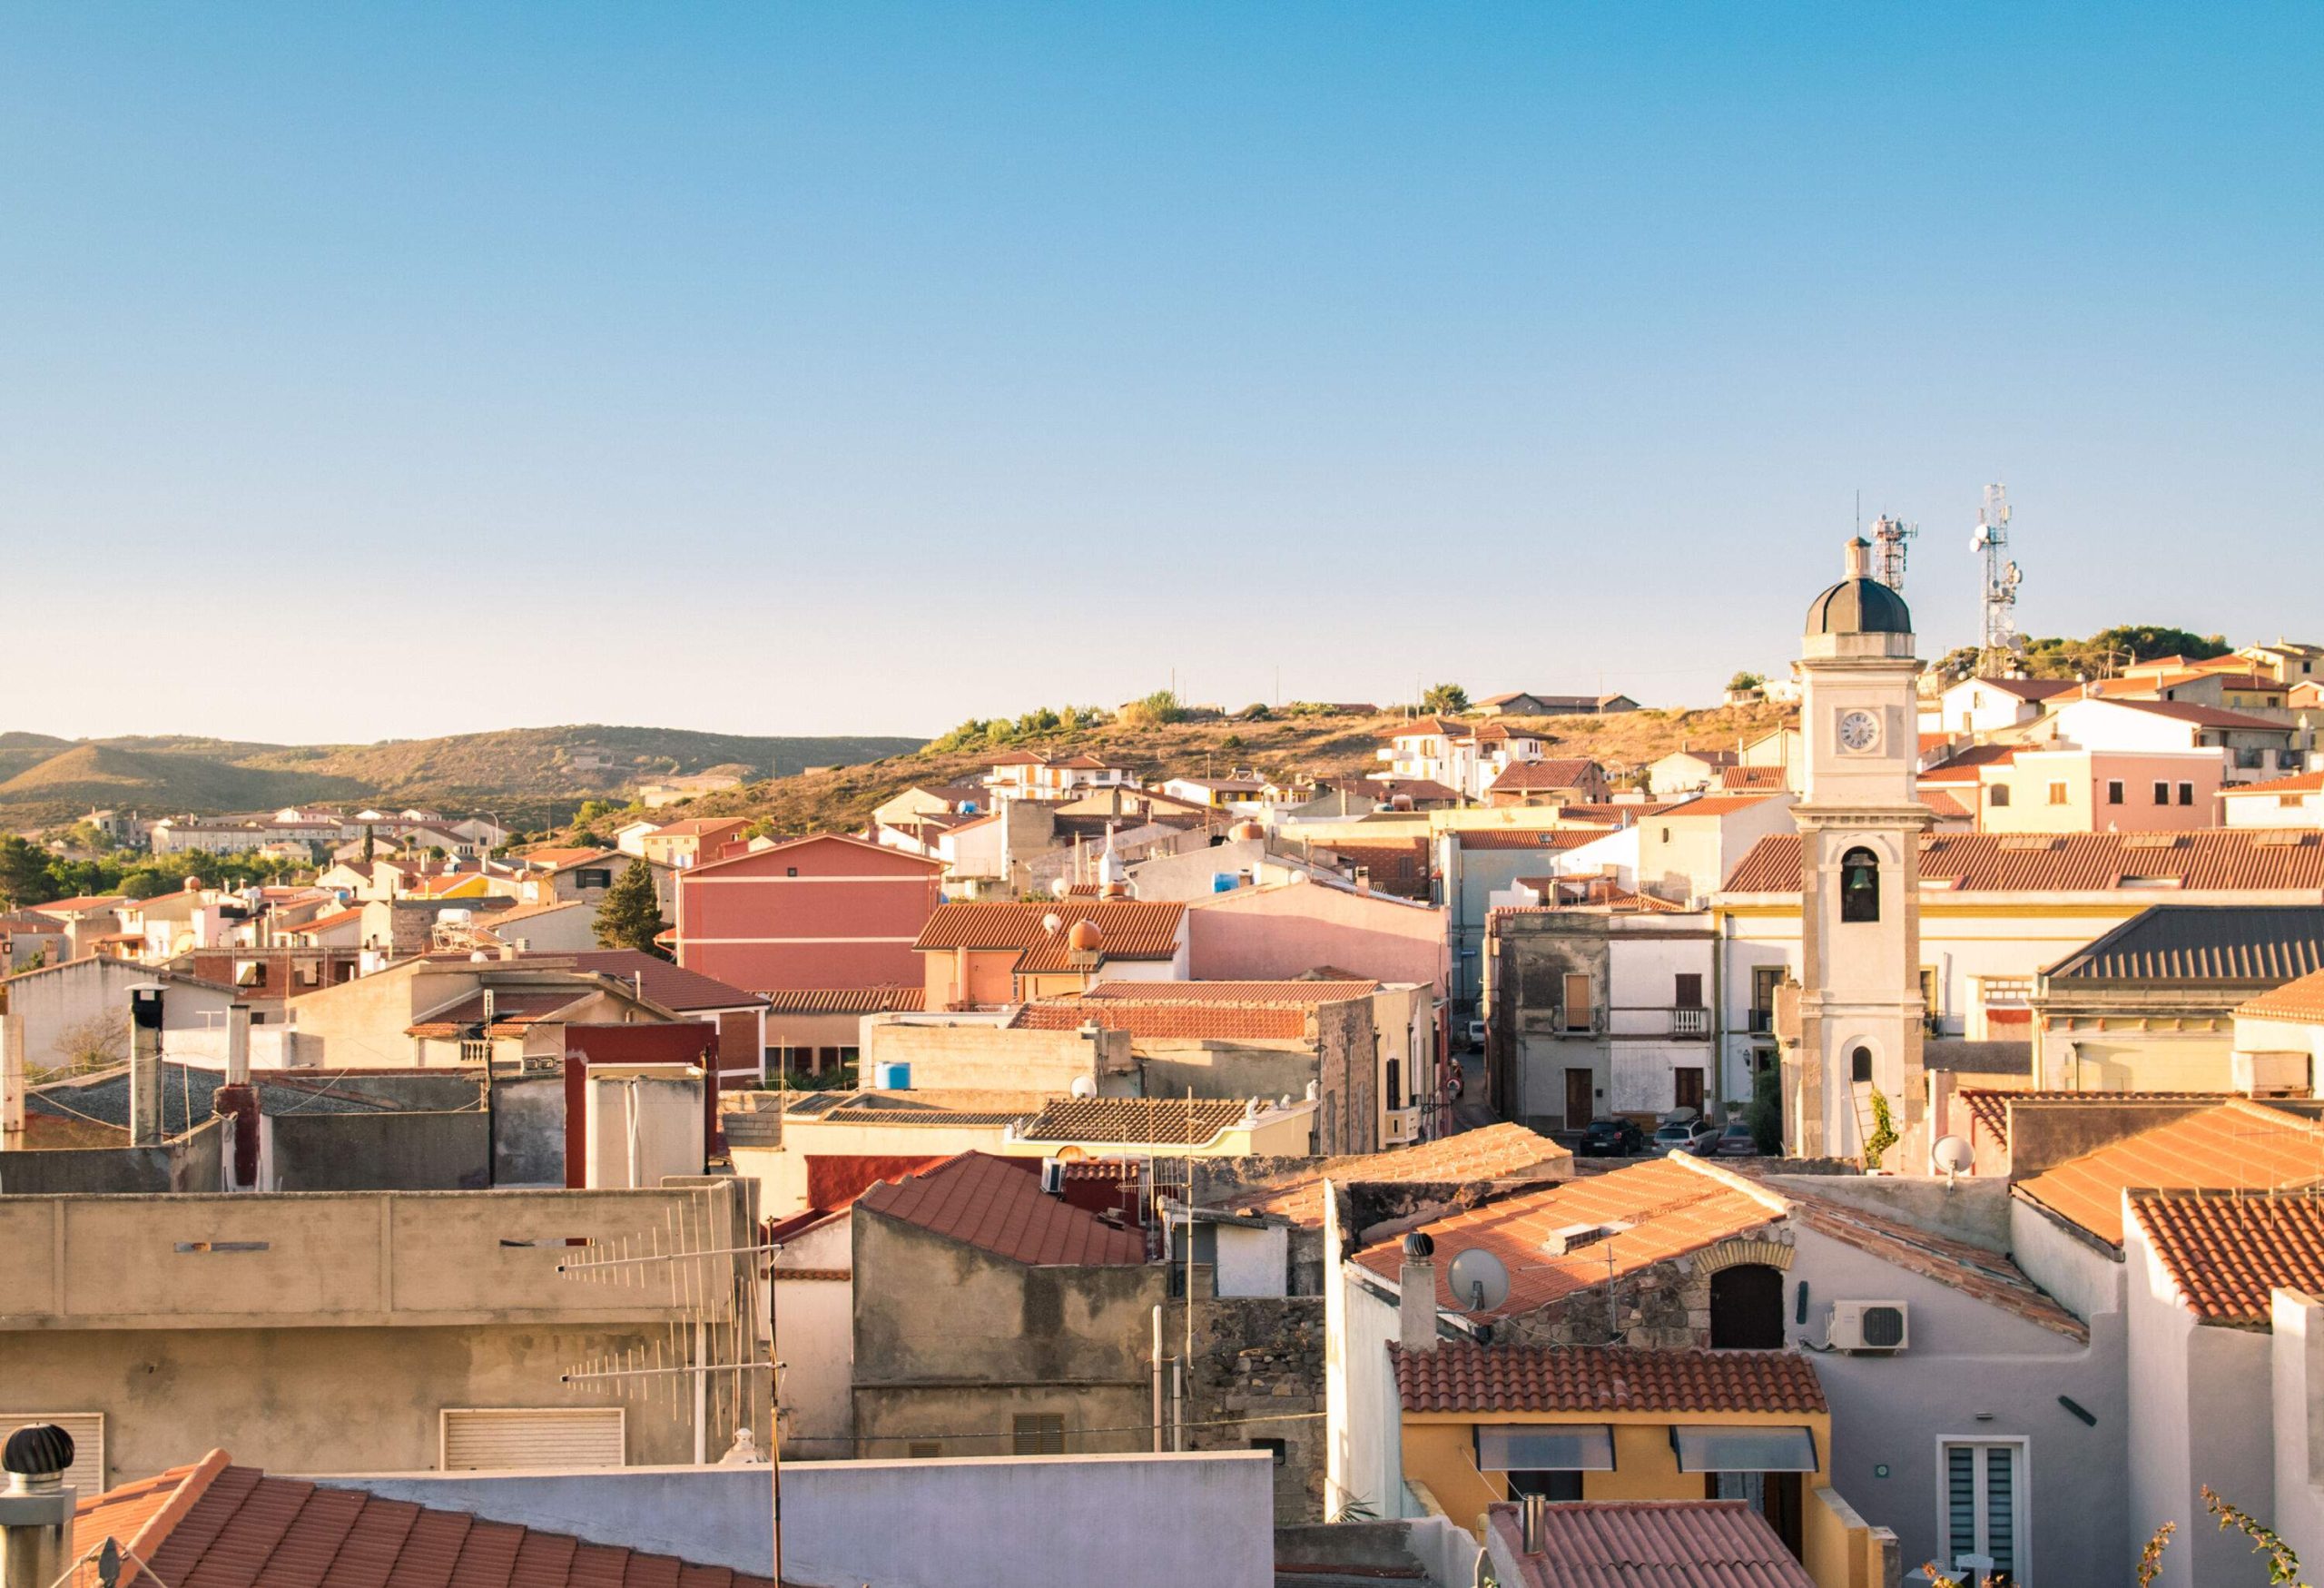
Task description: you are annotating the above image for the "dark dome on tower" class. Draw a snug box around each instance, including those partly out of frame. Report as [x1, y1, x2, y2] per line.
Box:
[1806, 537, 1913, 636]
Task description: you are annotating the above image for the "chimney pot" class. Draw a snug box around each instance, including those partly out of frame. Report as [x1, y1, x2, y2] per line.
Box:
[1521, 1492, 1547, 1554]
[1398, 1241, 1440, 1355]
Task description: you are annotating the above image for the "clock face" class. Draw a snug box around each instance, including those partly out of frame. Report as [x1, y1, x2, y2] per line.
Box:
[1837, 709, 1881, 754]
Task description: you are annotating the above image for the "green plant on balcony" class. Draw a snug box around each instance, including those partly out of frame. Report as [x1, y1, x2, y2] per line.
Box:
[1863, 1090, 1898, 1170]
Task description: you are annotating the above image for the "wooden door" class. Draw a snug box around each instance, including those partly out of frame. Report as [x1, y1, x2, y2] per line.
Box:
[1674, 1067, 1705, 1115]
[1564, 1068, 1595, 1129]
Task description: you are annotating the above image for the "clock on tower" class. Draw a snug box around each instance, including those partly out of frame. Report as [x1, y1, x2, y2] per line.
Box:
[1786, 537, 1932, 1163]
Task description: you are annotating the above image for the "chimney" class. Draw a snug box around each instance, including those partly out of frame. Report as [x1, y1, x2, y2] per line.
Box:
[1, 1015, 23, 1151]
[0, 1424, 80, 1588]
[1398, 1231, 1439, 1354]
[225, 1003, 252, 1087]
[1354, 866, 1372, 895]
[128, 984, 166, 1147]
[482, 988, 497, 1027]
[1521, 1491, 1547, 1555]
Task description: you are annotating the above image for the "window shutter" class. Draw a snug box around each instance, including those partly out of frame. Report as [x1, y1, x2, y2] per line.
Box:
[439, 1407, 624, 1471]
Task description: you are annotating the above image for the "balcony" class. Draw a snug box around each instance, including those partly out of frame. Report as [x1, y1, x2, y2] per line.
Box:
[1545, 1007, 1713, 1040]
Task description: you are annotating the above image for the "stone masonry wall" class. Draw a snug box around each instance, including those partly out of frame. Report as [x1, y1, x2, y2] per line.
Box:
[1177, 1296, 1327, 1523]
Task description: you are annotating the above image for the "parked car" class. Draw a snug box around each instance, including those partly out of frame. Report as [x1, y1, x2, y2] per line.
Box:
[1465, 1019, 1487, 1051]
[1576, 1117, 1647, 1158]
[1651, 1110, 1718, 1157]
[1710, 1120, 1761, 1158]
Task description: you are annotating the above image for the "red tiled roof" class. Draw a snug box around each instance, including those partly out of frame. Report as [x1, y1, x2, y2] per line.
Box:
[1663, 794, 1784, 818]
[1716, 766, 1787, 791]
[1354, 1157, 1778, 1319]
[1390, 1341, 1824, 1415]
[522, 950, 765, 1011]
[1458, 828, 1614, 852]
[1974, 676, 2079, 701]
[1016, 1096, 1255, 1144]
[1920, 745, 2021, 783]
[2015, 1100, 2324, 1245]
[1722, 831, 2324, 895]
[755, 986, 926, 1014]
[646, 818, 750, 838]
[1080, 979, 1380, 1001]
[1959, 1088, 2225, 1150]
[30, 894, 129, 914]
[1222, 1122, 1570, 1228]
[71, 1455, 782, 1588]
[2225, 770, 2324, 797]
[2093, 697, 2291, 731]
[291, 907, 364, 932]
[913, 900, 1185, 962]
[2131, 1189, 2324, 1325]
[1488, 759, 1605, 793]
[1375, 716, 1470, 739]
[855, 1151, 1147, 1265]
[1921, 790, 1974, 820]
[1011, 1001, 1310, 1039]
[1783, 1184, 2085, 1338]
[1484, 1501, 1814, 1588]
[2242, 966, 2324, 1024]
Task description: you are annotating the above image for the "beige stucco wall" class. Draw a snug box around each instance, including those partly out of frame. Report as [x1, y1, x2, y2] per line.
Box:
[861, 1018, 1129, 1091]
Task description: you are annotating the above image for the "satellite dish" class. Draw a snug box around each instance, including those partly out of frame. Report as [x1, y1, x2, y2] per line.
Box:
[1069, 1074, 1098, 1100]
[1446, 1248, 1511, 1315]
[1933, 1135, 1974, 1179]
[1049, 877, 1073, 899]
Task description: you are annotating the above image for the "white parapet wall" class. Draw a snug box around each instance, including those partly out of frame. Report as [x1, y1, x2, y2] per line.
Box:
[319, 1450, 1276, 1588]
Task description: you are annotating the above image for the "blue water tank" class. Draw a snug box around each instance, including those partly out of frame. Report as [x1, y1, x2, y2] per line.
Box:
[1212, 873, 1240, 893]
[873, 1060, 912, 1090]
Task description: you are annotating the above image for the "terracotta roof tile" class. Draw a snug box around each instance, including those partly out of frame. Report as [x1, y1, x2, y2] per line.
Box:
[1782, 1185, 2085, 1339]
[1716, 766, 1788, 791]
[2225, 770, 2324, 797]
[753, 986, 925, 1013]
[1354, 1157, 1777, 1319]
[2239, 965, 2324, 1024]
[855, 1151, 1148, 1265]
[1080, 979, 1380, 1001]
[1723, 830, 2324, 895]
[2015, 1100, 2324, 1245]
[1390, 1340, 1825, 1415]
[1016, 1096, 1254, 1144]
[1484, 1501, 1814, 1588]
[1457, 828, 1614, 852]
[515, 951, 765, 1011]
[1958, 1088, 2226, 1151]
[2130, 1189, 2324, 1325]
[1010, 1000, 1310, 1040]
[1223, 1122, 1570, 1227]
[1488, 759, 1606, 793]
[912, 900, 1185, 964]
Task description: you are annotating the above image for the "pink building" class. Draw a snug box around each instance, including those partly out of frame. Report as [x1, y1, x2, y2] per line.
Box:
[674, 833, 942, 992]
[1184, 874, 1450, 998]
[1978, 747, 2224, 833]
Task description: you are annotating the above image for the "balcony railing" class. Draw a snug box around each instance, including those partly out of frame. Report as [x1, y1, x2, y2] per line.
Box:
[1545, 1007, 1713, 1039]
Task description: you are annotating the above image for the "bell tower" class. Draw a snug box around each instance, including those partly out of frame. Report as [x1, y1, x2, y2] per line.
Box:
[1787, 537, 1931, 1162]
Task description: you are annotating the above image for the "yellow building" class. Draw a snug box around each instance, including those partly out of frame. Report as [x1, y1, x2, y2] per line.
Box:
[1390, 1339, 1830, 1558]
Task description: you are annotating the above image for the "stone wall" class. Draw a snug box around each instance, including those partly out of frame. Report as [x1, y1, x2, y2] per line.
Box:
[1491, 1224, 1790, 1350]
[1177, 1296, 1327, 1523]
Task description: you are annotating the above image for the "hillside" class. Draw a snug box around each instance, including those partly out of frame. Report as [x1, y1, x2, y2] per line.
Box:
[657, 702, 1800, 841]
[0, 725, 925, 830]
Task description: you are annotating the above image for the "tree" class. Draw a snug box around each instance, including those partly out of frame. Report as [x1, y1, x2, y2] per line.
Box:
[1727, 671, 1765, 694]
[1120, 689, 1187, 728]
[594, 860, 669, 958]
[1421, 683, 1470, 715]
[0, 836, 59, 908]
[50, 1014, 127, 1079]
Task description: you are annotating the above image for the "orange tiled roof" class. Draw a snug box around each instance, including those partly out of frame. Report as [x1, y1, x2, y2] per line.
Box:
[1222, 1123, 1571, 1228]
[69, 1455, 781, 1588]
[1016, 1095, 1255, 1144]
[1489, 759, 1605, 792]
[1080, 978, 1380, 1001]
[1011, 1001, 1310, 1039]
[2014, 1100, 2324, 1246]
[1959, 1088, 2225, 1151]
[755, 986, 926, 1013]
[2224, 770, 2324, 797]
[1353, 1157, 1780, 1320]
[1375, 716, 1471, 739]
[913, 899, 1185, 963]
[1783, 1184, 2085, 1338]
[2131, 1189, 2324, 1325]
[855, 1151, 1147, 1265]
[2242, 966, 2324, 1024]
[1723, 830, 2324, 895]
[1920, 790, 1974, 820]
[1716, 766, 1788, 791]
[1389, 1341, 1825, 1415]
[1457, 828, 1614, 852]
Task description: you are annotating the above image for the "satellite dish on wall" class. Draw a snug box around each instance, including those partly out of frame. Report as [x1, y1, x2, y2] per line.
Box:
[1069, 1074, 1098, 1100]
[1933, 1134, 1974, 1182]
[1446, 1248, 1511, 1315]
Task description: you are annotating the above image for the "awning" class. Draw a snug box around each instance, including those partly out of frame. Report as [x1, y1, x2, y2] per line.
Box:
[1669, 1425, 1818, 1473]
[1475, 1425, 1615, 1473]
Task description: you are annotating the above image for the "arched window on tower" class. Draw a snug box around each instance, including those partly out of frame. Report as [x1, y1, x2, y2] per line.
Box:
[1851, 1046, 1874, 1084]
[1840, 847, 1880, 922]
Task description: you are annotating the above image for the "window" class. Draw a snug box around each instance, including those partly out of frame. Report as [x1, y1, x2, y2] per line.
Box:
[1011, 1414, 1066, 1455]
[2240, 747, 2267, 769]
[1673, 972, 1703, 1009]
[1851, 1046, 1874, 1084]
[1940, 1440, 2024, 1583]
[1839, 848, 1880, 922]
[1384, 1058, 1403, 1112]
[576, 869, 612, 890]
[1251, 1438, 1288, 1466]
[2153, 782, 2170, 805]
[1748, 966, 1784, 1032]
[786, 866, 799, 877]
[2179, 783, 2195, 806]
[1988, 784, 2010, 807]
[1507, 1470, 1585, 1501]
[2106, 781, 2124, 805]
[1561, 973, 1593, 1032]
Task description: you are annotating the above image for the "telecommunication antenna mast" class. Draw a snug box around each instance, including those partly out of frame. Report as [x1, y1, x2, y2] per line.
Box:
[1869, 514, 1917, 594]
[1973, 484, 2022, 666]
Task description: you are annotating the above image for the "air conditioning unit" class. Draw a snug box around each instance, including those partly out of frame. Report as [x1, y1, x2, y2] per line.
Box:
[1040, 1159, 1067, 1195]
[1828, 1300, 1909, 1353]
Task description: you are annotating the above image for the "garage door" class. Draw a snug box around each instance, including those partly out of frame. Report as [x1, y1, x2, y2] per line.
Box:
[1, 1414, 103, 1495]
[439, 1407, 625, 1471]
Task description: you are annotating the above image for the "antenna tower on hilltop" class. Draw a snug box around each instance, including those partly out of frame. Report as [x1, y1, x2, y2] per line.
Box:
[1973, 484, 2023, 666]
[1869, 514, 1916, 594]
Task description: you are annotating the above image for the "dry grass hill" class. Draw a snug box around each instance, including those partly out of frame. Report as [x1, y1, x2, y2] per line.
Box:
[649, 701, 1798, 842]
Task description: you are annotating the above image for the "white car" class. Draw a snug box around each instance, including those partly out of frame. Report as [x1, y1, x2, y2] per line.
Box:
[1465, 1019, 1487, 1050]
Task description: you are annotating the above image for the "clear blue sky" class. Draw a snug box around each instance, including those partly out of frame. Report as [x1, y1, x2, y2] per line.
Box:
[4, 5, 2317, 744]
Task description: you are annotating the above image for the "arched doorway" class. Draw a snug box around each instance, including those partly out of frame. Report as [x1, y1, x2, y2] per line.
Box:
[1709, 1263, 1786, 1348]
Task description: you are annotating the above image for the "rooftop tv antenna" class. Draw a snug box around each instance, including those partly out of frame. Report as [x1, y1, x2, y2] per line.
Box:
[1973, 483, 2023, 667]
[1868, 514, 1917, 595]
[553, 1184, 783, 1583]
